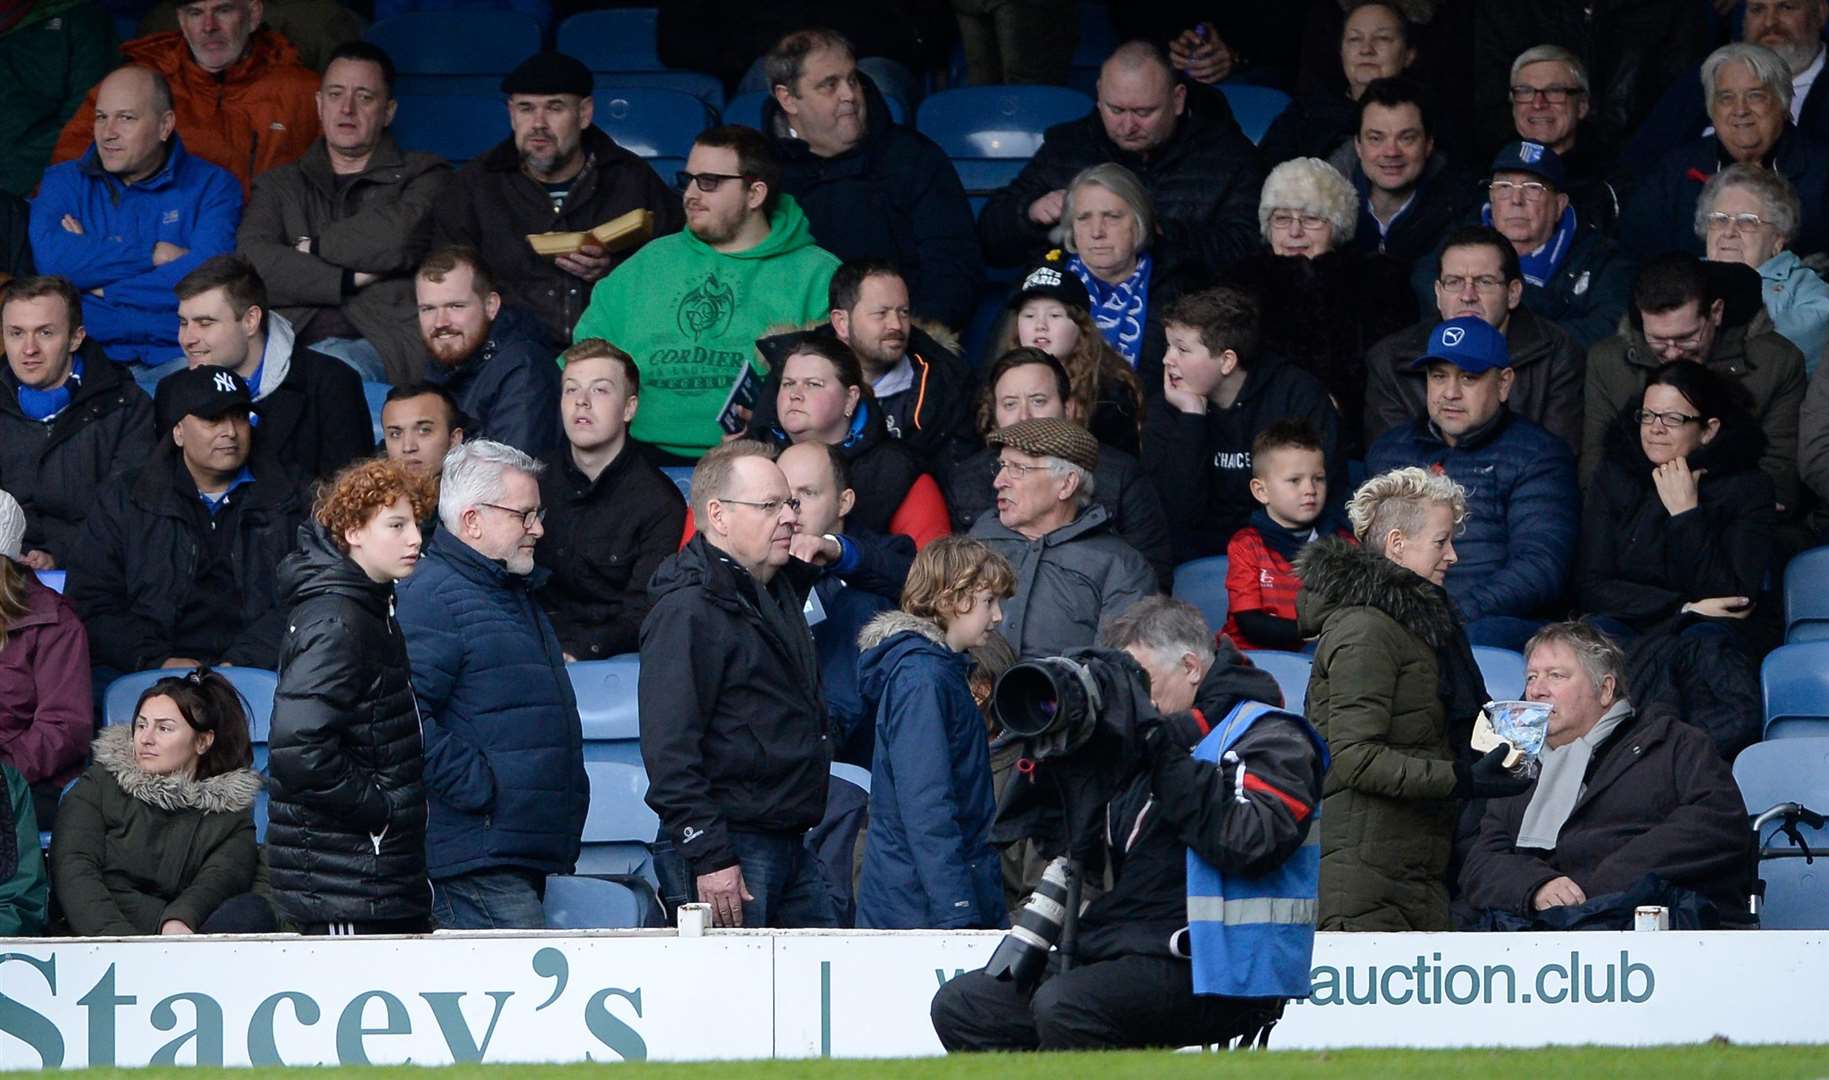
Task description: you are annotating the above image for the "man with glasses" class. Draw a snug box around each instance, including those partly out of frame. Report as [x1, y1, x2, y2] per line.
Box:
[572, 126, 841, 463]
[1368, 224, 1586, 452]
[1584, 253, 1805, 509]
[639, 440, 840, 929]
[1507, 46, 1626, 234]
[431, 51, 682, 343]
[396, 438, 590, 930]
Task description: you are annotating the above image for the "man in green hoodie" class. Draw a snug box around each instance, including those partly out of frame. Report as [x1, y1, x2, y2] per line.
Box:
[570, 125, 840, 461]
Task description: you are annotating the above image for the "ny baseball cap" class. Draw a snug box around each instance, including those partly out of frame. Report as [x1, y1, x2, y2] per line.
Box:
[1490, 140, 1566, 189]
[155, 364, 257, 430]
[1410, 316, 1510, 374]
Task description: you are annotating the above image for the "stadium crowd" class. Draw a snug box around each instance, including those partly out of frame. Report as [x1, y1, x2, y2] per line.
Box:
[0, 0, 1823, 1050]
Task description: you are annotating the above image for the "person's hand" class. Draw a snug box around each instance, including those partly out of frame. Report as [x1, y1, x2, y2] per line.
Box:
[1162, 368, 1207, 416]
[159, 918, 194, 935]
[161, 657, 202, 669]
[695, 864, 753, 928]
[61, 214, 84, 235]
[19, 550, 56, 571]
[1651, 458, 1704, 516]
[1451, 745, 1533, 800]
[1532, 875, 1587, 911]
[1683, 596, 1754, 619]
[352, 271, 380, 288]
[719, 404, 752, 443]
[1027, 189, 1066, 226]
[555, 241, 612, 282]
[152, 241, 189, 267]
[1168, 23, 1234, 84]
[788, 532, 841, 565]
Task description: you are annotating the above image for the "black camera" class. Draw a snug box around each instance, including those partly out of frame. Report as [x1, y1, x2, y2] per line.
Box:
[981, 857, 1076, 989]
[992, 656, 1105, 760]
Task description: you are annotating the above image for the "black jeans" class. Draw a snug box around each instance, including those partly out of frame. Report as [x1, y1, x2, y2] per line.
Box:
[930, 953, 1274, 1051]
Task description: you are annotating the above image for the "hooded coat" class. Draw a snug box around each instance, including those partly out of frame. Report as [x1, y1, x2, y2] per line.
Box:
[968, 503, 1156, 659]
[0, 573, 92, 792]
[423, 305, 563, 459]
[49, 725, 262, 936]
[237, 312, 374, 482]
[267, 522, 429, 926]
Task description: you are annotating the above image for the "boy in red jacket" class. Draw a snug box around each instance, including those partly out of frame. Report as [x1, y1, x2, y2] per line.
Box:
[1221, 420, 1350, 651]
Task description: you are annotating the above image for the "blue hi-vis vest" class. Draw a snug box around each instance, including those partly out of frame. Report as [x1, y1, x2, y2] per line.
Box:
[1186, 699, 1330, 999]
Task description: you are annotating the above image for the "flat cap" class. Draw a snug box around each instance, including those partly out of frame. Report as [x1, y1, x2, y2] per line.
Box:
[988, 417, 1100, 474]
[501, 51, 593, 98]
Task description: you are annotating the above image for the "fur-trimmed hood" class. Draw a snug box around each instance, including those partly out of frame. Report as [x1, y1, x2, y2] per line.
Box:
[92, 725, 261, 814]
[857, 609, 971, 709]
[1294, 536, 1461, 647]
[858, 609, 948, 653]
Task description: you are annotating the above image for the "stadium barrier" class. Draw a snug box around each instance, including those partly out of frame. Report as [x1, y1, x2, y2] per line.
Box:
[0, 929, 1824, 1067]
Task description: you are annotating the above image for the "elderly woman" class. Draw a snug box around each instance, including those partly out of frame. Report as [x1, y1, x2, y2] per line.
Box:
[1622, 43, 1829, 260]
[1295, 467, 1527, 931]
[1260, 0, 1417, 166]
[1219, 158, 1416, 454]
[991, 257, 1146, 454]
[1698, 164, 1829, 374]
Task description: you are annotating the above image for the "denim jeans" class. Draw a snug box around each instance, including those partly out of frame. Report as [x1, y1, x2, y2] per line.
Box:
[308, 336, 388, 383]
[431, 868, 547, 929]
[131, 355, 189, 394]
[657, 829, 841, 929]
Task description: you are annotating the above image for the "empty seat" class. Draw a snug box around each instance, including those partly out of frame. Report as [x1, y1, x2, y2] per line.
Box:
[1734, 737, 1829, 928]
[363, 381, 390, 444]
[1784, 546, 1829, 642]
[1763, 642, 1829, 739]
[1218, 84, 1293, 145]
[390, 94, 507, 164]
[576, 758, 661, 898]
[1472, 646, 1527, 702]
[592, 87, 715, 178]
[594, 71, 723, 112]
[36, 570, 66, 594]
[1171, 555, 1229, 634]
[543, 873, 645, 929]
[662, 466, 693, 500]
[1247, 650, 1313, 714]
[568, 655, 641, 741]
[555, 8, 662, 70]
[916, 86, 1092, 209]
[363, 11, 540, 95]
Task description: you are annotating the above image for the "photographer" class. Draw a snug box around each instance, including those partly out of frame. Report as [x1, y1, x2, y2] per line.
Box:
[930, 597, 1326, 1051]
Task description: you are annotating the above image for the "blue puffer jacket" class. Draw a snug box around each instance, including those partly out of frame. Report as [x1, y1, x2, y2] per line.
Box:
[395, 528, 588, 879]
[1366, 409, 1578, 624]
[854, 611, 1005, 930]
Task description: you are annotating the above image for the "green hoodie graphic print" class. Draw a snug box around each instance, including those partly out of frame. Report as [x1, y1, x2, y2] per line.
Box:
[570, 194, 841, 459]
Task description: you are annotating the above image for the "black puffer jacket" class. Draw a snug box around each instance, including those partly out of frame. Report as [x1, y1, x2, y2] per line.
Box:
[266, 522, 429, 926]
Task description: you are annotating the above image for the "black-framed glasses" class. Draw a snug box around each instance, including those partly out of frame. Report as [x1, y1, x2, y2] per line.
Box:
[675, 170, 756, 193]
[1510, 84, 1582, 104]
[717, 496, 801, 516]
[1489, 179, 1551, 203]
[1634, 409, 1702, 429]
[477, 502, 546, 530]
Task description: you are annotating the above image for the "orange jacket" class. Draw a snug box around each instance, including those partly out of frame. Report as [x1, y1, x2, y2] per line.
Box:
[53, 29, 320, 197]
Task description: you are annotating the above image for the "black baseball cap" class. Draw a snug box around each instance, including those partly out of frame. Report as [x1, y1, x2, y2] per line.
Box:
[156, 364, 257, 429]
[1007, 256, 1091, 313]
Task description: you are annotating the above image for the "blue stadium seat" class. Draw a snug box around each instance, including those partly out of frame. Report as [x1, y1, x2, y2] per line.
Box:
[1218, 84, 1293, 145]
[556, 8, 662, 70]
[543, 873, 645, 929]
[662, 466, 693, 500]
[592, 87, 715, 178]
[363, 11, 541, 95]
[1734, 737, 1829, 928]
[916, 86, 1092, 209]
[594, 71, 724, 112]
[1763, 642, 1829, 739]
[362, 380, 390, 444]
[1171, 556, 1229, 634]
[1065, 2, 1118, 96]
[577, 759, 660, 895]
[36, 570, 65, 594]
[1472, 646, 1527, 701]
[1754, 859, 1829, 929]
[568, 655, 641, 741]
[1784, 546, 1829, 642]
[104, 668, 279, 743]
[390, 94, 508, 164]
[1248, 650, 1313, 714]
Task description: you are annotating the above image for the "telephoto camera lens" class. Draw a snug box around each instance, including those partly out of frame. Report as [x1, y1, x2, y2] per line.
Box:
[993, 658, 1101, 759]
[981, 857, 1075, 988]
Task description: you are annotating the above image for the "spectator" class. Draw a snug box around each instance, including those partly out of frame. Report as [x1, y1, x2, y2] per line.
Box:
[268, 457, 432, 935]
[137, 0, 366, 73]
[951, 0, 1076, 86]
[1366, 317, 1579, 649]
[237, 42, 451, 386]
[31, 65, 242, 371]
[640, 440, 839, 928]
[763, 29, 980, 331]
[1259, 0, 1417, 168]
[1296, 468, 1528, 931]
[431, 52, 681, 345]
[1579, 363, 1775, 642]
[0, 759, 47, 936]
[0, 276, 155, 570]
[175, 255, 371, 481]
[381, 382, 465, 480]
[0, 490, 93, 828]
[1506, 46, 1626, 234]
[990, 256, 1145, 454]
[1, 193, 29, 280]
[571, 125, 840, 462]
[1368, 225, 1585, 453]
[396, 439, 588, 930]
[1336, 78, 1474, 275]
[1218, 156, 1416, 455]
[750, 333, 949, 547]
[50, 668, 275, 935]
[1221, 421, 1350, 653]
[946, 348, 1172, 588]
[535, 339, 686, 661]
[66, 365, 306, 674]
[1621, 44, 1829, 261]
[50, 0, 320, 196]
[0, 0, 115, 198]
[1461, 622, 1754, 926]
[1698, 164, 1829, 375]
[855, 535, 1013, 930]
[970, 418, 1155, 658]
[978, 41, 1263, 277]
[1142, 287, 1345, 563]
[417, 246, 561, 459]
[1583, 254, 1806, 510]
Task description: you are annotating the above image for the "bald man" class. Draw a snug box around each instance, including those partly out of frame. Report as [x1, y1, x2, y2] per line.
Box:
[978, 39, 1262, 275]
[30, 65, 242, 372]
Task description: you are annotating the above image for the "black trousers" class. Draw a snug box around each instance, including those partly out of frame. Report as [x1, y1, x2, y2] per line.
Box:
[930, 953, 1276, 1052]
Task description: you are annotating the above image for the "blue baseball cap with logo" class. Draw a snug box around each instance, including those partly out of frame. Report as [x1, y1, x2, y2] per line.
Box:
[1490, 139, 1566, 189]
[1409, 316, 1510, 374]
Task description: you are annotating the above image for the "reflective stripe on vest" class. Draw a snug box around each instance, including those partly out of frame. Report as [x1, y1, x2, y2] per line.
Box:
[1186, 896, 1319, 925]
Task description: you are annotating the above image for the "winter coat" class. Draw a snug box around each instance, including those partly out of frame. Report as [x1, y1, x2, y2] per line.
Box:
[1367, 410, 1579, 624]
[534, 441, 687, 661]
[1625, 57, 1829, 194]
[0, 347, 154, 564]
[978, 89, 1262, 275]
[812, 529, 914, 767]
[638, 534, 830, 875]
[753, 395, 951, 546]
[240, 313, 374, 482]
[432, 125, 683, 344]
[765, 74, 981, 330]
[1256, 92, 1356, 169]
[1365, 307, 1587, 454]
[267, 522, 429, 925]
[65, 445, 308, 671]
[854, 612, 1005, 929]
[571, 193, 840, 459]
[29, 138, 242, 365]
[1295, 537, 1465, 931]
[1579, 410, 1776, 632]
[1461, 705, 1753, 924]
[137, 0, 370, 72]
[237, 136, 452, 385]
[395, 529, 589, 880]
[1141, 354, 1346, 564]
[1, 192, 30, 276]
[1757, 249, 1829, 375]
[968, 503, 1156, 659]
[0, 573, 92, 790]
[1338, 151, 1478, 274]
[1623, 628, 1764, 763]
[1803, 360, 1829, 529]
[51, 28, 320, 197]
[49, 725, 261, 936]
[0, 1, 115, 198]
[423, 305, 562, 459]
[1620, 130, 1829, 260]
[0, 763, 48, 936]
[1557, 133, 1628, 237]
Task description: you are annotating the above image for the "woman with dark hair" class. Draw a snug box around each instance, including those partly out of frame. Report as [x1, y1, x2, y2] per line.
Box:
[50, 669, 271, 935]
[1259, 0, 1417, 167]
[1578, 361, 1777, 640]
[991, 257, 1146, 454]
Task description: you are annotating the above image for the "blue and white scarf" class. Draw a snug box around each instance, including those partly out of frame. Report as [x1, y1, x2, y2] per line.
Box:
[1068, 252, 1151, 367]
[1482, 202, 1577, 288]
